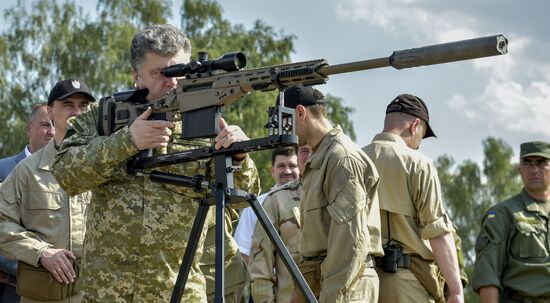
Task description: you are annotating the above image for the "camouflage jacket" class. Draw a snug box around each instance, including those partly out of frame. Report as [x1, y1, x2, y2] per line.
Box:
[249, 179, 302, 303]
[52, 104, 260, 302]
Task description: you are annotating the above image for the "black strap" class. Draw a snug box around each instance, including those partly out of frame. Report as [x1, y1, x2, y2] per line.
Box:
[386, 210, 391, 245]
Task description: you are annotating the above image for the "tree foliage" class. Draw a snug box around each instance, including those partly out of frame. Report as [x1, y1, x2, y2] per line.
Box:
[0, 0, 356, 189]
[434, 137, 522, 302]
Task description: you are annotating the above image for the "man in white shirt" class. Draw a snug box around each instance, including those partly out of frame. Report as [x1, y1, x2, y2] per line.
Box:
[234, 146, 300, 264]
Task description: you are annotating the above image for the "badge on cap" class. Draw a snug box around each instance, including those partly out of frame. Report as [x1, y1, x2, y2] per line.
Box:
[71, 80, 81, 89]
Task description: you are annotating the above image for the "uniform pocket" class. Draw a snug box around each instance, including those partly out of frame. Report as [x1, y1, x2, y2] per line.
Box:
[25, 191, 64, 210]
[515, 222, 549, 258]
[326, 181, 366, 224]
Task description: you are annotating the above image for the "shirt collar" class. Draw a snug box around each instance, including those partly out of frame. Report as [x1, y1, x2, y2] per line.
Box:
[372, 132, 408, 148]
[521, 189, 550, 218]
[306, 126, 342, 170]
[37, 141, 56, 171]
[24, 145, 32, 158]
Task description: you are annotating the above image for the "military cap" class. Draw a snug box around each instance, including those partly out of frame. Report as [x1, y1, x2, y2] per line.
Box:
[386, 94, 436, 138]
[278, 86, 325, 109]
[48, 79, 95, 105]
[520, 141, 550, 159]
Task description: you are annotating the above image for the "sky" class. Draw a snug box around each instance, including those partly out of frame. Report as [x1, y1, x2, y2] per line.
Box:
[1, 0, 549, 168]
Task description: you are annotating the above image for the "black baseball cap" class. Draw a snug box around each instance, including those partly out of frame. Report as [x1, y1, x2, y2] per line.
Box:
[386, 94, 436, 138]
[47, 79, 95, 105]
[277, 86, 325, 109]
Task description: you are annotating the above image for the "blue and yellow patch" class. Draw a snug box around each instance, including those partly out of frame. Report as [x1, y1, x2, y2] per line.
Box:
[487, 210, 497, 219]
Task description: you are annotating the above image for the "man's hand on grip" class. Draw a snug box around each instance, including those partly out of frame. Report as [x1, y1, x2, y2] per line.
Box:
[129, 107, 174, 150]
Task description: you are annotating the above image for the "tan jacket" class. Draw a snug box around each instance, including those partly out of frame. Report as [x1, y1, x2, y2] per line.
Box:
[300, 126, 383, 302]
[0, 141, 90, 266]
[363, 132, 454, 259]
[249, 179, 302, 303]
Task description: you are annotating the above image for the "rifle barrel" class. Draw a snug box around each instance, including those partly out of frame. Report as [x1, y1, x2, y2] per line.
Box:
[318, 34, 508, 76]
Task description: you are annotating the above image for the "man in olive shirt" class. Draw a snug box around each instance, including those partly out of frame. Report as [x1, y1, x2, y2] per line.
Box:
[363, 94, 463, 303]
[0, 79, 95, 302]
[473, 141, 550, 302]
[286, 85, 383, 302]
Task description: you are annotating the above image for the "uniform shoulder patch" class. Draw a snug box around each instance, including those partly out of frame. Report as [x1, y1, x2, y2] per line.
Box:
[268, 179, 300, 196]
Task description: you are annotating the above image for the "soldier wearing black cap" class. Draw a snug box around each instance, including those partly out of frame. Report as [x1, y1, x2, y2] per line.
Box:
[473, 141, 550, 303]
[0, 79, 95, 302]
[284, 85, 383, 302]
[363, 94, 464, 303]
[47, 79, 95, 147]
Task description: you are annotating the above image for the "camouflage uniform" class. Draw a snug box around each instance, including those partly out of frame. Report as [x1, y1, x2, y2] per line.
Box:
[473, 189, 550, 300]
[52, 104, 260, 302]
[249, 179, 302, 303]
[299, 126, 382, 303]
[363, 132, 455, 303]
[201, 208, 249, 302]
[0, 141, 90, 303]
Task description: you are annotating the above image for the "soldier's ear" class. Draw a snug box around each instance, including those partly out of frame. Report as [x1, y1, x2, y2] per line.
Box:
[295, 105, 307, 122]
[132, 69, 139, 88]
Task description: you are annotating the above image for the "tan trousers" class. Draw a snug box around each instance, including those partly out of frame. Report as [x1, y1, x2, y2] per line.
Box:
[376, 267, 434, 303]
[296, 266, 379, 303]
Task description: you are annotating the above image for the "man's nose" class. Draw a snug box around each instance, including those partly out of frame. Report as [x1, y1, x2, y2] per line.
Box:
[164, 75, 178, 88]
[529, 165, 540, 174]
[72, 106, 83, 116]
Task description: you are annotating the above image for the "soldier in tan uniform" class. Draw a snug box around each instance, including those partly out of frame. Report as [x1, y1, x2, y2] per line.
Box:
[0, 79, 95, 303]
[235, 144, 301, 265]
[285, 85, 383, 302]
[363, 94, 463, 303]
[473, 141, 550, 302]
[52, 25, 259, 302]
[249, 145, 311, 302]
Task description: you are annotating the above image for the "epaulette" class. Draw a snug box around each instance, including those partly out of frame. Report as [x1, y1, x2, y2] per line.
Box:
[267, 179, 301, 197]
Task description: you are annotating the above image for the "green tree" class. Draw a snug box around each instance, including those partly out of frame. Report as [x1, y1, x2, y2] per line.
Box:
[435, 137, 521, 302]
[0, 0, 356, 189]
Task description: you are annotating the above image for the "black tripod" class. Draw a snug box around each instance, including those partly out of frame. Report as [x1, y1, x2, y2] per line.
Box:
[128, 103, 317, 303]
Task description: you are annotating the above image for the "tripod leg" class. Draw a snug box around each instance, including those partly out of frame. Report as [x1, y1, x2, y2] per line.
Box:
[249, 197, 318, 303]
[214, 185, 226, 303]
[170, 202, 210, 303]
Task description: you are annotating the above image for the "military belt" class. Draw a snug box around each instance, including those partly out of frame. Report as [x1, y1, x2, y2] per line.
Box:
[302, 255, 325, 262]
[302, 254, 376, 268]
[504, 289, 550, 303]
[374, 254, 411, 269]
[365, 254, 375, 268]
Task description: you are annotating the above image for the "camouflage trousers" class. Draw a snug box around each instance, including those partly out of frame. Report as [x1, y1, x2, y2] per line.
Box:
[21, 293, 83, 303]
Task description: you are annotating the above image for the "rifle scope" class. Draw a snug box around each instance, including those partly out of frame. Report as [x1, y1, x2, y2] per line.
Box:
[162, 51, 247, 77]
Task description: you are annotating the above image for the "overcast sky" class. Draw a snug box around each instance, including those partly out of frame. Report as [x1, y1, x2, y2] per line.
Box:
[2, 0, 549, 167]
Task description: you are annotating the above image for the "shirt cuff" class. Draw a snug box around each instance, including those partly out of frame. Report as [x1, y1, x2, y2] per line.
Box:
[25, 241, 53, 267]
[420, 214, 455, 240]
[472, 274, 502, 292]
